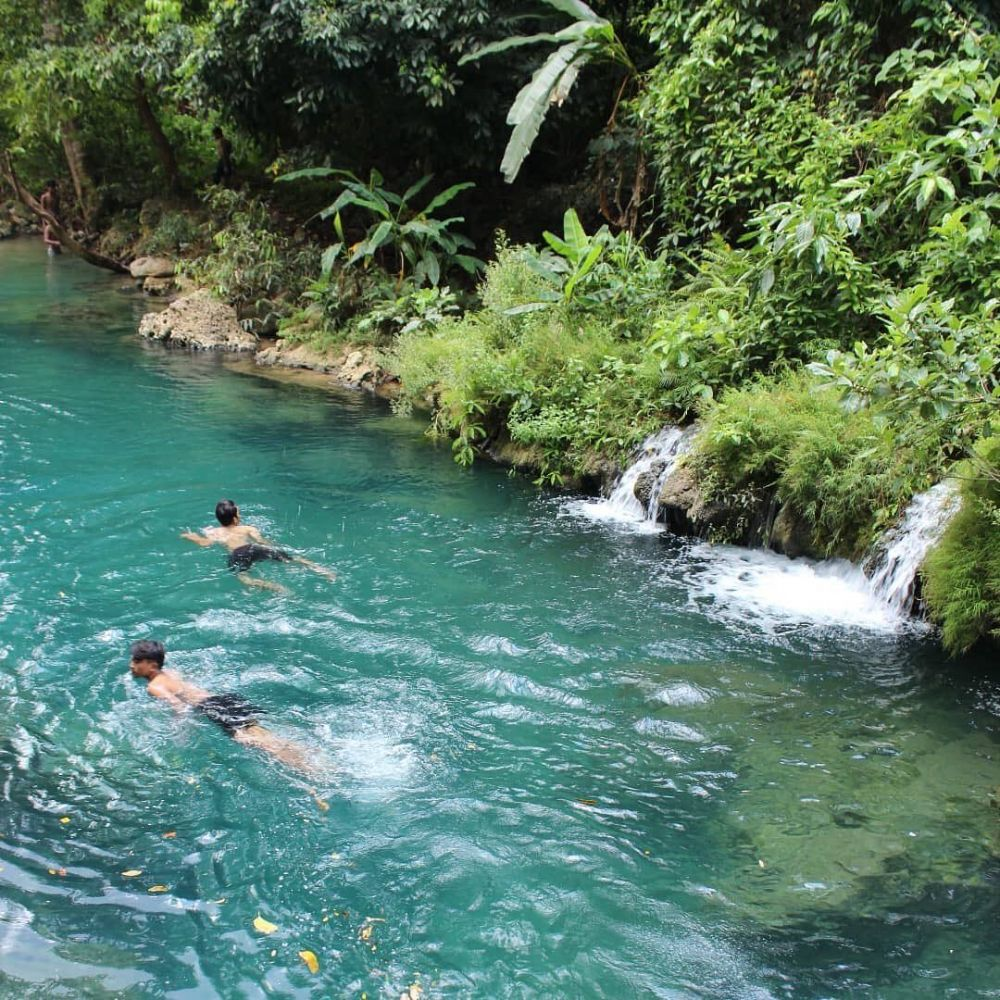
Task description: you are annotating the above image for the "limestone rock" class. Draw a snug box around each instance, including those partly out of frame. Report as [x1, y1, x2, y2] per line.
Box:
[143, 275, 175, 296]
[254, 340, 341, 373]
[657, 462, 701, 535]
[138, 290, 257, 351]
[129, 255, 175, 279]
[634, 461, 667, 508]
[769, 501, 816, 559]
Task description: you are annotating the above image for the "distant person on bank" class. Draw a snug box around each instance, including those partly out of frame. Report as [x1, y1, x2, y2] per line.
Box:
[181, 498, 336, 591]
[212, 126, 234, 186]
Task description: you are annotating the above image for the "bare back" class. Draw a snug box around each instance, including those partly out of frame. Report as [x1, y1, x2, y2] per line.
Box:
[187, 523, 265, 551]
[147, 670, 211, 709]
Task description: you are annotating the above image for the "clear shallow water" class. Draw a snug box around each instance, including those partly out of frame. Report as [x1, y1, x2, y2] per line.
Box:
[1, 239, 998, 999]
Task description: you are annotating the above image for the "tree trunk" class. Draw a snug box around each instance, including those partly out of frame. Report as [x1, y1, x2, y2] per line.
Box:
[1, 150, 128, 274]
[134, 74, 181, 193]
[59, 118, 97, 228]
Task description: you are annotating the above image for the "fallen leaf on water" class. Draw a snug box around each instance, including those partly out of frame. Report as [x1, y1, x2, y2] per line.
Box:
[402, 984, 423, 1000]
[360, 925, 373, 941]
[48, 868, 67, 877]
[253, 915, 278, 935]
[299, 950, 319, 974]
[758, 859, 767, 869]
[59, 817, 70, 824]
[576, 798, 598, 807]
[162, 831, 176, 839]
[147, 885, 169, 893]
[212, 898, 226, 904]
[121, 870, 142, 878]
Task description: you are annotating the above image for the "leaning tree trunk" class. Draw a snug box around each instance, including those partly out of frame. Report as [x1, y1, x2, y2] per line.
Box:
[134, 74, 181, 193]
[0, 150, 128, 274]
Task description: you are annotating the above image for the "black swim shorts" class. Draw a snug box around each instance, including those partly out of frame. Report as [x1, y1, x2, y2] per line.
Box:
[228, 543, 292, 573]
[195, 694, 262, 736]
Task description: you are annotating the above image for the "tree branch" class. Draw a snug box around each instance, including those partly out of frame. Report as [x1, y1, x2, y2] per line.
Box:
[0, 149, 129, 273]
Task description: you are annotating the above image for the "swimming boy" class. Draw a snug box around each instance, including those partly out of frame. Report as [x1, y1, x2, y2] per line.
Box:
[181, 499, 336, 591]
[128, 639, 315, 775]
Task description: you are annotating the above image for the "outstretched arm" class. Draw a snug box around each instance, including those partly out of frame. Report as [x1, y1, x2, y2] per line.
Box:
[180, 531, 214, 547]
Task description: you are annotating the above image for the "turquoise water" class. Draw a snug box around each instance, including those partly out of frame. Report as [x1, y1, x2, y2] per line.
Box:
[1, 238, 998, 999]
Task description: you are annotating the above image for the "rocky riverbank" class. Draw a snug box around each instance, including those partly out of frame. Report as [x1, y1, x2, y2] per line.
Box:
[136, 285, 399, 398]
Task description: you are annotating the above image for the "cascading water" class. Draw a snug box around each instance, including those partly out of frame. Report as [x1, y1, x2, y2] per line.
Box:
[571, 425, 697, 529]
[864, 481, 961, 615]
[568, 424, 961, 631]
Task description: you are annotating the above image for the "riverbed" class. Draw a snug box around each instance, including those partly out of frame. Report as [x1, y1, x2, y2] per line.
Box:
[1, 239, 997, 997]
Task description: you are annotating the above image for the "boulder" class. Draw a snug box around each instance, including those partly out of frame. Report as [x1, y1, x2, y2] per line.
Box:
[142, 276, 175, 296]
[254, 340, 341, 373]
[138, 290, 257, 351]
[634, 461, 667, 509]
[657, 463, 702, 535]
[129, 255, 175, 279]
[768, 500, 817, 559]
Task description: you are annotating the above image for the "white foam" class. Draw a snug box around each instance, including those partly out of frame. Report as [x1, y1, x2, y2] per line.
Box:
[566, 425, 697, 533]
[683, 544, 907, 633]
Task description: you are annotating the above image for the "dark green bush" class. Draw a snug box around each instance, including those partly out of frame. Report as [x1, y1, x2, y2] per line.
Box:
[923, 437, 1000, 654]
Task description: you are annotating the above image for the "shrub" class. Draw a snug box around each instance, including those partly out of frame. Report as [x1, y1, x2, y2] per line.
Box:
[690, 372, 941, 556]
[923, 437, 1000, 654]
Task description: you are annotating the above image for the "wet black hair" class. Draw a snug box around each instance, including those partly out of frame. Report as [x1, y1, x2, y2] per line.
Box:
[212, 126, 224, 138]
[129, 640, 165, 666]
[215, 499, 238, 525]
[44, 179, 56, 189]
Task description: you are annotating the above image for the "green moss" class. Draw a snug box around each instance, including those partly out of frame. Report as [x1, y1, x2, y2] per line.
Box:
[923, 437, 1000, 655]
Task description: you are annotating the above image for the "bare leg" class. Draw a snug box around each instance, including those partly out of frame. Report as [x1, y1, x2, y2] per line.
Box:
[293, 556, 337, 582]
[238, 574, 288, 594]
[233, 724, 316, 774]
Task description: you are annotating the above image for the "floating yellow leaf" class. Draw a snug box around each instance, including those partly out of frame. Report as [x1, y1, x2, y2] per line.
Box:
[121, 869, 142, 878]
[576, 798, 597, 807]
[360, 924, 373, 941]
[48, 868, 67, 877]
[298, 950, 319, 974]
[59, 817, 70, 824]
[147, 885, 169, 893]
[253, 915, 278, 935]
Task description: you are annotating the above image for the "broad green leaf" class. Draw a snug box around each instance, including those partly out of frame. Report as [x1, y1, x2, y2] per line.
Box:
[423, 182, 475, 215]
[275, 167, 342, 183]
[542, 0, 601, 21]
[503, 43, 588, 183]
[320, 243, 342, 275]
[459, 32, 571, 65]
[563, 208, 588, 252]
[402, 175, 434, 204]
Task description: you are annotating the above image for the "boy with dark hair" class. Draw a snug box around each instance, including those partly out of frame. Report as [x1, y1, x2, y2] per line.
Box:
[181, 499, 336, 590]
[128, 640, 315, 774]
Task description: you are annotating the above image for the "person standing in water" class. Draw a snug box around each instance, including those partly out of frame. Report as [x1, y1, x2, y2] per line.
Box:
[181, 499, 336, 591]
[39, 180, 62, 255]
[128, 640, 318, 776]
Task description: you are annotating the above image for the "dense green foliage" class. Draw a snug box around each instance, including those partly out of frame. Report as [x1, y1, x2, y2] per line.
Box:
[923, 437, 1000, 654]
[1, 0, 997, 650]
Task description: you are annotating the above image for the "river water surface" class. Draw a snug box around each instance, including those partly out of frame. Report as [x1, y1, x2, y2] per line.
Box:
[1, 240, 998, 998]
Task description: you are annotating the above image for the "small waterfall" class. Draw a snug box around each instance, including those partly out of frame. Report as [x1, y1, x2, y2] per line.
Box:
[574, 425, 697, 529]
[865, 481, 961, 615]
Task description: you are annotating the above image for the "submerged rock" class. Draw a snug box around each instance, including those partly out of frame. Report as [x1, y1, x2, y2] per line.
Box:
[138, 290, 257, 351]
